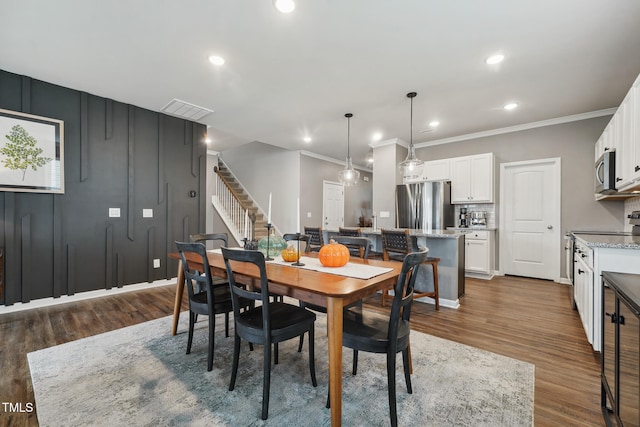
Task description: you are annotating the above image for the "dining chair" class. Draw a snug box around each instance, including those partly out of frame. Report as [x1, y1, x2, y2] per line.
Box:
[175, 241, 245, 372]
[189, 233, 235, 327]
[338, 226, 361, 237]
[331, 235, 371, 259]
[380, 229, 441, 309]
[328, 248, 430, 427]
[303, 226, 324, 252]
[221, 247, 317, 420]
[337, 227, 364, 257]
[283, 233, 311, 253]
[296, 236, 372, 352]
[190, 233, 231, 289]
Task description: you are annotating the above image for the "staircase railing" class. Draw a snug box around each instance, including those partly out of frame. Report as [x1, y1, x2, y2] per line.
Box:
[212, 164, 254, 244]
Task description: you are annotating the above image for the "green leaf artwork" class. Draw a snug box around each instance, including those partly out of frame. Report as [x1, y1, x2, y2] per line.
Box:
[1, 124, 52, 181]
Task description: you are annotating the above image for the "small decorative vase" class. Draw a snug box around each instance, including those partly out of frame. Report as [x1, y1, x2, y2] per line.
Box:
[258, 234, 287, 258]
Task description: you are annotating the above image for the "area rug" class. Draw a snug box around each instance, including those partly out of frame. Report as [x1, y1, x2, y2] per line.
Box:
[28, 310, 534, 426]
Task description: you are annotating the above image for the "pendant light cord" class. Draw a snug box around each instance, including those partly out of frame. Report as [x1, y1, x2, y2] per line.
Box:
[345, 113, 353, 158]
[407, 92, 417, 149]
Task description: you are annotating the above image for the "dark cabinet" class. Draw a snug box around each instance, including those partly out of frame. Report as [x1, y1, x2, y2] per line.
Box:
[602, 271, 640, 427]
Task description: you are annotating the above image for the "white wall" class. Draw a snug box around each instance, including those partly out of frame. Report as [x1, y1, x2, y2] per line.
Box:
[415, 115, 624, 277]
[220, 142, 300, 234]
[372, 141, 406, 229]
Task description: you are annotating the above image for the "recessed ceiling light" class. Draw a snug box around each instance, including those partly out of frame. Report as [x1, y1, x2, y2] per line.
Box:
[208, 55, 225, 66]
[485, 54, 505, 65]
[429, 121, 440, 128]
[372, 132, 383, 142]
[274, 0, 295, 13]
[303, 136, 312, 143]
[504, 102, 518, 110]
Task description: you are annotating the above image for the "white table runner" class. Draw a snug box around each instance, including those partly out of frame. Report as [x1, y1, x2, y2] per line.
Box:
[269, 256, 392, 279]
[208, 249, 393, 279]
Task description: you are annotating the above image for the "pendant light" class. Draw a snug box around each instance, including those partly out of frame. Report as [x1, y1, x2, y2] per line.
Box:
[338, 113, 360, 186]
[398, 91, 424, 174]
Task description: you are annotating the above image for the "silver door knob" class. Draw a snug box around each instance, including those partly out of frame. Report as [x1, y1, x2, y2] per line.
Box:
[547, 225, 553, 230]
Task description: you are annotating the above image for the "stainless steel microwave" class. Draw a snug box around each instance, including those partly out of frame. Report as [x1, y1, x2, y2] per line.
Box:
[595, 150, 617, 194]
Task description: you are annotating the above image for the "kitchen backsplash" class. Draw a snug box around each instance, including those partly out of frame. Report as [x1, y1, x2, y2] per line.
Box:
[454, 203, 496, 228]
[624, 196, 640, 232]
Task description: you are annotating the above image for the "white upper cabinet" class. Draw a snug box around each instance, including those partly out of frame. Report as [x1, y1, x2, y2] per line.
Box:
[422, 158, 451, 181]
[598, 72, 640, 194]
[617, 91, 634, 188]
[618, 76, 640, 190]
[451, 153, 495, 204]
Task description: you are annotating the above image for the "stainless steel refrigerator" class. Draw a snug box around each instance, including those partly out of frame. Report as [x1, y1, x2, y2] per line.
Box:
[396, 181, 454, 230]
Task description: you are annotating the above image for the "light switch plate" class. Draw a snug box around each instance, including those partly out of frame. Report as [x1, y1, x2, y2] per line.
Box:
[143, 209, 153, 218]
[307, 212, 312, 218]
[153, 259, 160, 268]
[380, 211, 390, 218]
[109, 208, 120, 218]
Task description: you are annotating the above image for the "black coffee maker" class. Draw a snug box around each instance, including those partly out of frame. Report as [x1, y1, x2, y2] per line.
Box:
[459, 208, 469, 228]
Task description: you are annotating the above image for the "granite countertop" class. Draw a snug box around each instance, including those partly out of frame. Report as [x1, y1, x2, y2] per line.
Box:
[573, 233, 640, 250]
[327, 228, 465, 239]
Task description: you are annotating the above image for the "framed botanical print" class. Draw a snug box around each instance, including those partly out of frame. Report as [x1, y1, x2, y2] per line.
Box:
[0, 108, 64, 194]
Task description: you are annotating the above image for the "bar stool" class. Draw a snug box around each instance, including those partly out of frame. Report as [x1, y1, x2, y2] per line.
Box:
[303, 226, 324, 252]
[380, 228, 440, 310]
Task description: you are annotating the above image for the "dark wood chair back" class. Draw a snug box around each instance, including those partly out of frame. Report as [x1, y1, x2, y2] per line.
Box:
[303, 226, 324, 252]
[190, 233, 228, 249]
[331, 235, 371, 259]
[338, 227, 361, 237]
[283, 233, 311, 253]
[381, 228, 415, 261]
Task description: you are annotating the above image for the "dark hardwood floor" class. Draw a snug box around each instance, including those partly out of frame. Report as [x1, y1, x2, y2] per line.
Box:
[0, 276, 603, 426]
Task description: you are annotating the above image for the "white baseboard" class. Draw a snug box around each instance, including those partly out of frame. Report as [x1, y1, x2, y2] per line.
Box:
[381, 290, 460, 310]
[0, 279, 177, 315]
[464, 272, 495, 280]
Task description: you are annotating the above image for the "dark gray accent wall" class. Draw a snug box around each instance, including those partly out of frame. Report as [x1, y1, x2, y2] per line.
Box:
[0, 69, 207, 306]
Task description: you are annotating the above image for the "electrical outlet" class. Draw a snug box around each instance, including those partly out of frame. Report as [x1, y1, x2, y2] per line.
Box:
[153, 259, 160, 268]
[380, 211, 390, 218]
[109, 208, 120, 218]
[143, 209, 153, 218]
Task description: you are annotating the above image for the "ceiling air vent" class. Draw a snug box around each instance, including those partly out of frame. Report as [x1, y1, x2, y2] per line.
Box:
[160, 99, 214, 121]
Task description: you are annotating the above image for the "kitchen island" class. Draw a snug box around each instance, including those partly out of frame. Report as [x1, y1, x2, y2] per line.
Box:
[572, 232, 640, 351]
[325, 228, 466, 308]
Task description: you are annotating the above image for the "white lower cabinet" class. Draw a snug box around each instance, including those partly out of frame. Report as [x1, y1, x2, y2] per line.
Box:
[464, 230, 494, 278]
[574, 248, 594, 344]
[573, 236, 640, 352]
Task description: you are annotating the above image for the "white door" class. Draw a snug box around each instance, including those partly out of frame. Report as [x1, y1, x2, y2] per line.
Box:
[500, 158, 561, 281]
[323, 181, 344, 229]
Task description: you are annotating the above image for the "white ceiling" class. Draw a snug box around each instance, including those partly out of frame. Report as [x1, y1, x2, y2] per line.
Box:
[2, 1, 640, 168]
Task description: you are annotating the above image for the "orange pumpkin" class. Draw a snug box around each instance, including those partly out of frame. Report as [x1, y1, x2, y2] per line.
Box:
[318, 240, 350, 267]
[281, 247, 299, 262]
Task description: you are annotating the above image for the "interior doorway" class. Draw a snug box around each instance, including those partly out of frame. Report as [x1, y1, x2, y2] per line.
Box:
[323, 180, 344, 230]
[500, 158, 561, 281]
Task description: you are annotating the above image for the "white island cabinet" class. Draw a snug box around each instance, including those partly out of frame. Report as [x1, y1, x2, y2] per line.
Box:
[572, 233, 640, 352]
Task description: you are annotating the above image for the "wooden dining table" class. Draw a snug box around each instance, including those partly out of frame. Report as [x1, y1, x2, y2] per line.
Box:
[169, 250, 402, 427]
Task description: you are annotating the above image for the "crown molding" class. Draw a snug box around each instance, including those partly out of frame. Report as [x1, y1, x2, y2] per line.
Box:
[300, 150, 373, 173]
[415, 108, 616, 148]
[369, 137, 407, 149]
